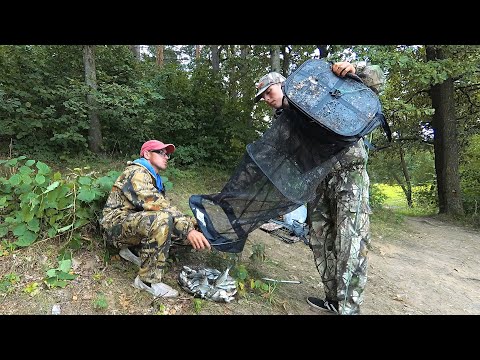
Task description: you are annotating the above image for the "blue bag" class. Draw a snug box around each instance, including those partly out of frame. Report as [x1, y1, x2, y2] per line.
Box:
[283, 59, 391, 142]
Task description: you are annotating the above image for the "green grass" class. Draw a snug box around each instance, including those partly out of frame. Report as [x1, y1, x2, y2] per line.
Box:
[163, 167, 230, 216]
[374, 183, 437, 217]
[375, 183, 407, 208]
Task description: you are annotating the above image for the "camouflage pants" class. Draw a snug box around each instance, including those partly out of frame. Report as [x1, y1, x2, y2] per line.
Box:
[102, 211, 179, 284]
[307, 140, 371, 315]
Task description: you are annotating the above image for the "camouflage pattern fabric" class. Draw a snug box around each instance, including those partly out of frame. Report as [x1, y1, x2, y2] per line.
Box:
[307, 138, 371, 315]
[254, 72, 286, 102]
[305, 63, 384, 315]
[355, 62, 385, 94]
[100, 162, 196, 284]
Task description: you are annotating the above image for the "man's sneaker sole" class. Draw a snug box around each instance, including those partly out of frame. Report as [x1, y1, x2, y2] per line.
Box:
[119, 247, 141, 267]
[132, 275, 179, 298]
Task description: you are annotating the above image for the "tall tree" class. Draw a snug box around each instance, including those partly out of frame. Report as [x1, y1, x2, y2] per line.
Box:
[156, 45, 164, 67]
[210, 45, 220, 73]
[129, 45, 141, 60]
[83, 45, 103, 154]
[270, 45, 281, 73]
[426, 45, 464, 216]
[281, 45, 291, 75]
[317, 45, 329, 59]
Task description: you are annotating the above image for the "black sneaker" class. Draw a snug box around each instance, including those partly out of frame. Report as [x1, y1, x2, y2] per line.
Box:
[307, 297, 339, 313]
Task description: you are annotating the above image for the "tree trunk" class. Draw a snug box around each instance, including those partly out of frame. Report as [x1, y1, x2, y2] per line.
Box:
[83, 45, 103, 154]
[156, 45, 164, 67]
[228, 45, 236, 99]
[392, 172, 412, 207]
[240, 45, 251, 127]
[317, 45, 329, 59]
[281, 45, 290, 75]
[129, 45, 141, 60]
[270, 45, 281, 73]
[399, 146, 413, 207]
[210, 45, 220, 73]
[195, 45, 201, 59]
[426, 45, 464, 216]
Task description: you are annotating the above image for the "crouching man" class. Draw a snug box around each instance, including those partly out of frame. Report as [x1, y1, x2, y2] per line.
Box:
[99, 140, 211, 297]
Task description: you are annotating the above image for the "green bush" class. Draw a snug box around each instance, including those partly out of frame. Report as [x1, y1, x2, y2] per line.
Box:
[0, 156, 119, 250]
[369, 183, 387, 209]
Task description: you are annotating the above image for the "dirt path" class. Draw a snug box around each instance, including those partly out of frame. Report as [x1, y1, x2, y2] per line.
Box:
[363, 216, 480, 315]
[1, 215, 479, 315]
[235, 215, 480, 315]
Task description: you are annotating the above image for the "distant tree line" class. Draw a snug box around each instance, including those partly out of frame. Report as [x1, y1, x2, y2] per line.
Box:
[1, 44, 479, 218]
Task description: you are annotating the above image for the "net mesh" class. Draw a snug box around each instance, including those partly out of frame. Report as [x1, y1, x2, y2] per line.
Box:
[189, 109, 352, 253]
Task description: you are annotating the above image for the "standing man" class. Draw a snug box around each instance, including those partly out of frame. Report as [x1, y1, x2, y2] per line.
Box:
[100, 140, 211, 297]
[254, 61, 385, 314]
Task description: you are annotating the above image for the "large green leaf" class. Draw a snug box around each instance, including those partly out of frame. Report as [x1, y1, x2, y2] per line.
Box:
[75, 207, 91, 220]
[35, 174, 46, 185]
[20, 205, 34, 222]
[9, 174, 20, 186]
[19, 166, 33, 175]
[46, 269, 57, 277]
[74, 218, 90, 228]
[36, 161, 51, 175]
[44, 278, 68, 288]
[0, 226, 8, 237]
[13, 223, 27, 236]
[58, 259, 72, 273]
[78, 176, 92, 185]
[77, 188, 95, 202]
[96, 176, 116, 191]
[6, 159, 18, 167]
[14, 230, 37, 247]
[20, 173, 32, 185]
[57, 272, 76, 280]
[47, 228, 57, 237]
[26, 218, 40, 233]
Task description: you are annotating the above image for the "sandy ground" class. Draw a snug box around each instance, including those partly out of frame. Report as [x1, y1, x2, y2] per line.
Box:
[363, 216, 480, 315]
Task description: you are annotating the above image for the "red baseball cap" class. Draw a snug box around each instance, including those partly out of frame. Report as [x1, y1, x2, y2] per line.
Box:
[140, 140, 176, 157]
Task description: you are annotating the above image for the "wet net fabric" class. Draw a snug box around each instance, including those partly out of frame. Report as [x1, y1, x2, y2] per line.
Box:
[189, 109, 351, 253]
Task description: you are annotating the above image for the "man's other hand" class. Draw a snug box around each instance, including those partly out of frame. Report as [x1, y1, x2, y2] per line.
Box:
[187, 229, 211, 250]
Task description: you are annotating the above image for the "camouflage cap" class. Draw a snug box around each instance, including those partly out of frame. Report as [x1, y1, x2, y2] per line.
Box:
[355, 62, 385, 94]
[254, 72, 286, 103]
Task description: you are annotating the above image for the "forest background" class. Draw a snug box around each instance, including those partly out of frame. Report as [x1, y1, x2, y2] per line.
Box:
[0, 45, 479, 314]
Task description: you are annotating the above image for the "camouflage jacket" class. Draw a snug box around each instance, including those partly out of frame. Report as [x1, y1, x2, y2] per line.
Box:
[99, 162, 196, 243]
[354, 61, 385, 94]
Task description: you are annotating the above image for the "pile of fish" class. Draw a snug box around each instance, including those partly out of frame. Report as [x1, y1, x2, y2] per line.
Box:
[178, 266, 237, 303]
